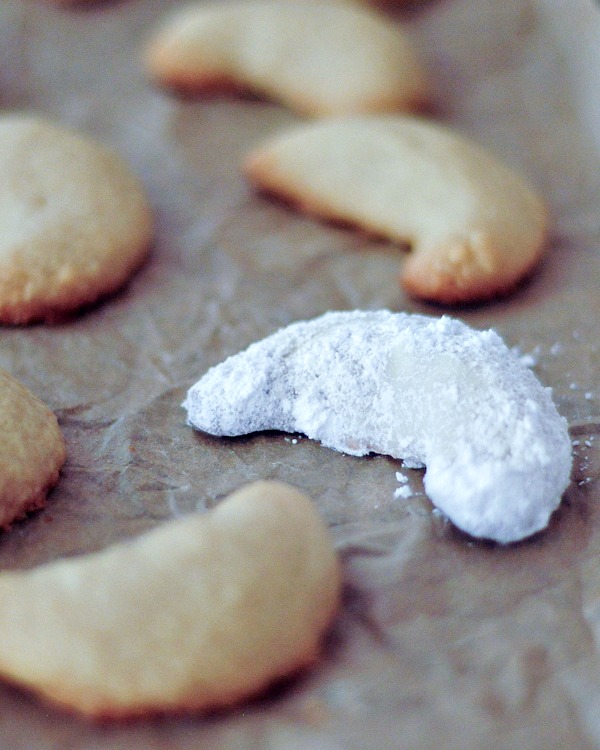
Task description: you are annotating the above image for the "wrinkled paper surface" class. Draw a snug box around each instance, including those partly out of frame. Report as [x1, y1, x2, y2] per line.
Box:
[1, 0, 600, 746]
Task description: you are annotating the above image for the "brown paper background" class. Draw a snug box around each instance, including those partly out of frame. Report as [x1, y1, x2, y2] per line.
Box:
[1, 0, 600, 746]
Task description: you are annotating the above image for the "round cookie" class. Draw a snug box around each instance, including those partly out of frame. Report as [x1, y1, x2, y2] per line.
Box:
[0, 368, 66, 530]
[0, 115, 153, 324]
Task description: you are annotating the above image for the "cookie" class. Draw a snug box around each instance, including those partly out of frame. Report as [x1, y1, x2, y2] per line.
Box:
[0, 481, 341, 718]
[0, 115, 153, 324]
[244, 115, 549, 304]
[184, 311, 572, 543]
[144, 0, 428, 116]
[0, 368, 65, 530]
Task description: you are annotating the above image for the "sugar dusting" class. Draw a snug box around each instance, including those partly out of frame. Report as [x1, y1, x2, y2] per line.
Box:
[393, 484, 413, 500]
[183, 310, 573, 544]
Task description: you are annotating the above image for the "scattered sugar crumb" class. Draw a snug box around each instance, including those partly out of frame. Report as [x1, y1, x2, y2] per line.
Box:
[513, 345, 539, 368]
[550, 342, 563, 356]
[394, 484, 413, 499]
[519, 354, 537, 368]
[402, 458, 425, 470]
[394, 471, 412, 499]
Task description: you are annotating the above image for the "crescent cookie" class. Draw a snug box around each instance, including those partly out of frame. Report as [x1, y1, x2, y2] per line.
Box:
[0, 368, 66, 530]
[184, 311, 572, 544]
[0, 481, 341, 718]
[144, 0, 428, 116]
[244, 115, 549, 304]
[0, 115, 153, 324]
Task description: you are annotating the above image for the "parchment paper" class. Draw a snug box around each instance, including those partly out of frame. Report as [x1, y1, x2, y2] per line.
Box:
[1, 0, 600, 747]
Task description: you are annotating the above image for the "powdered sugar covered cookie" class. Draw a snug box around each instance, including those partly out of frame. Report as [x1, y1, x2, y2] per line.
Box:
[184, 311, 572, 543]
[244, 115, 548, 304]
[144, 0, 428, 116]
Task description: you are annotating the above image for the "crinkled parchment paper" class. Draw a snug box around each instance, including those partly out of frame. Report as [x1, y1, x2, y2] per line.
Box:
[1, 0, 600, 747]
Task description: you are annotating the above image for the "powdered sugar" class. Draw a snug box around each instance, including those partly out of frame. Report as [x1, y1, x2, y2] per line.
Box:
[394, 472, 413, 499]
[393, 484, 413, 500]
[183, 310, 572, 543]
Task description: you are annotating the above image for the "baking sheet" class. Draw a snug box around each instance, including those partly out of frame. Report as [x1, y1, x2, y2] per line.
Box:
[1, 0, 600, 747]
